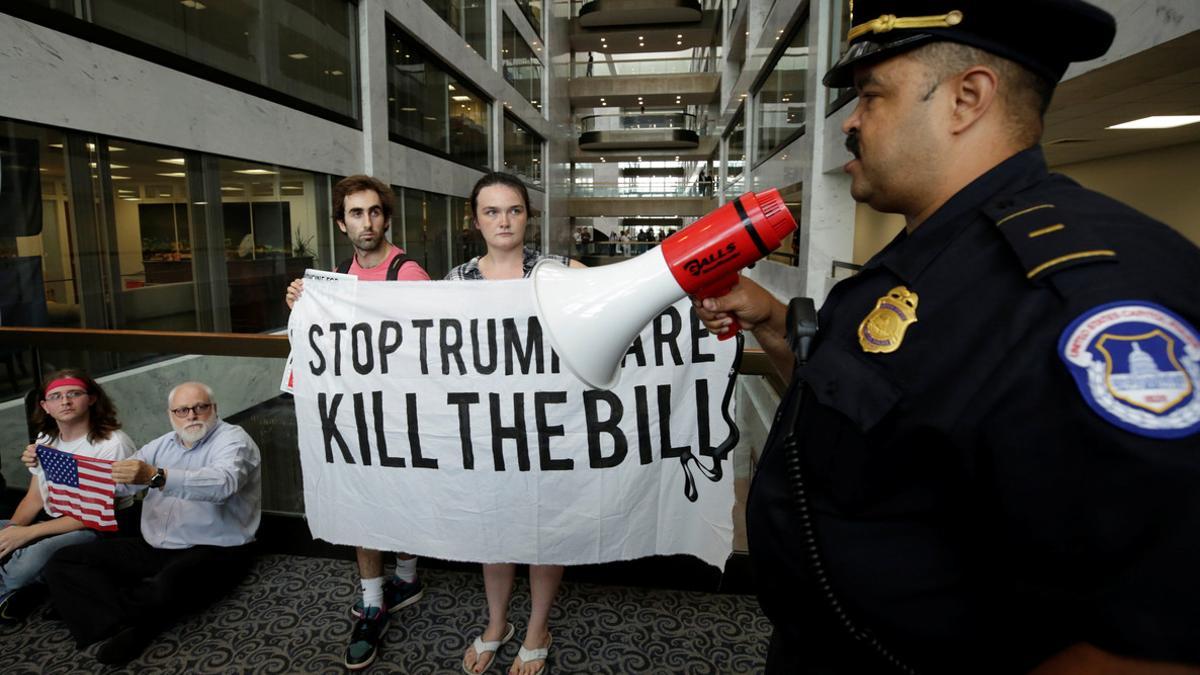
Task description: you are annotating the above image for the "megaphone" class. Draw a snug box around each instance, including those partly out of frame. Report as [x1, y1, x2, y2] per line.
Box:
[533, 189, 797, 389]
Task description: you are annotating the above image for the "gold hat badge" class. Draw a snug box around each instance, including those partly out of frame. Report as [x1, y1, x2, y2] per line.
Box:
[858, 286, 919, 354]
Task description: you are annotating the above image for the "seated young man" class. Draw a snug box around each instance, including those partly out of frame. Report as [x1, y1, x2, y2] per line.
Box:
[0, 370, 136, 621]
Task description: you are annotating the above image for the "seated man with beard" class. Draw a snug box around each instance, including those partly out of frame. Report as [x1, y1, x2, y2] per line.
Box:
[40, 381, 261, 665]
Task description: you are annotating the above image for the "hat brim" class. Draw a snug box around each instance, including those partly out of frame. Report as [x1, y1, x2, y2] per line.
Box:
[823, 33, 936, 88]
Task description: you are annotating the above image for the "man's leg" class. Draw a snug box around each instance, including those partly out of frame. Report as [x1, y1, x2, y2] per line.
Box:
[96, 543, 254, 665]
[42, 537, 162, 647]
[346, 547, 389, 670]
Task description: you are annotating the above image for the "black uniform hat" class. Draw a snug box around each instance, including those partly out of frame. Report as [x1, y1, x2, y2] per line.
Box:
[823, 0, 1117, 88]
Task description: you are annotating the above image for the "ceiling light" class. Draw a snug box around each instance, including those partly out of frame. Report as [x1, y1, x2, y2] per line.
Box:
[110, 175, 131, 180]
[194, 201, 208, 205]
[638, 36, 644, 40]
[600, 37, 606, 42]
[288, 53, 308, 60]
[49, 143, 64, 149]
[451, 95, 471, 101]
[158, 158, 186, 165]
[180, 0, 206, 8]
[677, 34, 683, 38]
[448, 84, 456, 91]
[1107, 115, 1200, 130]
[221, 186, 243, 191]
[107, 145, 125, 152]
[159, 193, 171, 197]
[234, 169, 277, 175]
[157, 172, 187, 178]
[330, 70, 343, 76]
[400, 106, 417, 111]
[677, 41, 682, 45]
[122, 197, 140, 201]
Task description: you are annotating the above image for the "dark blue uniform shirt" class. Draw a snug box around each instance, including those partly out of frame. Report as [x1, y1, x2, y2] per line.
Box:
[748, 147, 1200, 673]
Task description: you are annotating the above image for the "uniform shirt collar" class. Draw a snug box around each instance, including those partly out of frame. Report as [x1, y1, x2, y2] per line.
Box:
[866, 146, 1050, 284]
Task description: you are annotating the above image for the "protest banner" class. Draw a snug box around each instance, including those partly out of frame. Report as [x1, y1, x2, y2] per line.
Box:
[288, 271, 739, 568]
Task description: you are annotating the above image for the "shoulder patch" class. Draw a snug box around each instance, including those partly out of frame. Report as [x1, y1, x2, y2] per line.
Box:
[1059, 301, 1200, 439]
[985, 201, 1117, 281]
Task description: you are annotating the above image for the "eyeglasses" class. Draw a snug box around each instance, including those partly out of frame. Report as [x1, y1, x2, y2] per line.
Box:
[170, 403, 213, 418]
[45, 390, 88, 402]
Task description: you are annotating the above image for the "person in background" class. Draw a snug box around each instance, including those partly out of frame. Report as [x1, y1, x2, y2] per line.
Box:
[0, 369, 136, 622]
[697, 1, 1200, 672]
[40, 382, 260, 666]
[447, 171, 584, 675]
[285, 174, 431, 670]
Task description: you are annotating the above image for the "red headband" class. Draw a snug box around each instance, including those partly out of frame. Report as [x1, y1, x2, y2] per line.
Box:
[45, 377, 88, 396]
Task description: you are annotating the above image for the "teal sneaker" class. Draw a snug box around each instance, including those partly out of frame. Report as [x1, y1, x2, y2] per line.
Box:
[344, 606, 389, 670]
[350, 577, 422, 618]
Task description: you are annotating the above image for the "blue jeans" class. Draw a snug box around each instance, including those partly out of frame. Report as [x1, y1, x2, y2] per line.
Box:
[0, 519, 98, 593]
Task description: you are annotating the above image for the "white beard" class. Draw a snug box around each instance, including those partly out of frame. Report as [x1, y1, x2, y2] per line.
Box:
[173, 417, 215, 445]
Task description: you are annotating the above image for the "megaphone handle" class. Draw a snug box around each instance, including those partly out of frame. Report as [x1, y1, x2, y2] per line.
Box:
[695, 275, 742, 340]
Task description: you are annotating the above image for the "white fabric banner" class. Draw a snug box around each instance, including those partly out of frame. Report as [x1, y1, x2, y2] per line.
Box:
[287, 271, 738, 568]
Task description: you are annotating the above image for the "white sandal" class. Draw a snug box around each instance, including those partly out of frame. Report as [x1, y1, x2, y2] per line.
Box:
[462, 622, 515, 674]
[512, 634, 552, 674]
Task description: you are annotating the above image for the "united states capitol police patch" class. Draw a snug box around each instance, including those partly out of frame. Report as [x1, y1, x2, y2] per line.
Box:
[1059, 301, 1200, 439]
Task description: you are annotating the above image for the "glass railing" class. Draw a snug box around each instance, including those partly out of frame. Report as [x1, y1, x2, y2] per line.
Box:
[571, 182, 715, 197]
[579, 112, 698, 133]
[571, 55, 715, 77]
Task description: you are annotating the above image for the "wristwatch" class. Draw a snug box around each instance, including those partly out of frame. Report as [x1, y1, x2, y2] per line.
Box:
[148, 467, 166, 489]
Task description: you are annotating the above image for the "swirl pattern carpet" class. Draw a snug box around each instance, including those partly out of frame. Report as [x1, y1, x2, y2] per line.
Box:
[0, 554, 770, 673]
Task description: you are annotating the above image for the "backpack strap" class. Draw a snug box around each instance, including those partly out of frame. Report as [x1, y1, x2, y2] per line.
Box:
[385, 253, 411, 280]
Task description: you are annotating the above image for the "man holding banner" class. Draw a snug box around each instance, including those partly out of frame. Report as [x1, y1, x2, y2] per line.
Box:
[286, 174, 432, 671]
[0, 369, 136, 622]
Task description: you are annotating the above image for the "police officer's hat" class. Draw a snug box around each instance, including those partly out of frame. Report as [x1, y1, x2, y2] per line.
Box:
[823, 0, 1116, 88]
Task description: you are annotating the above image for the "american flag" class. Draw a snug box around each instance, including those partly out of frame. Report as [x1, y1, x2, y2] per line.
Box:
[35, 445, 118, 532]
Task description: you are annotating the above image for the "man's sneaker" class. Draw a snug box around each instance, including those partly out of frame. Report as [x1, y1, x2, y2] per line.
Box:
[0, 585, 46, 622]
[344, 606, 389, 670]
[350, 577, 423, 618]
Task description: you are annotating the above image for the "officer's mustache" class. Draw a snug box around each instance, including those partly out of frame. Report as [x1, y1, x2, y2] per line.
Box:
[845, 131, 861, 159]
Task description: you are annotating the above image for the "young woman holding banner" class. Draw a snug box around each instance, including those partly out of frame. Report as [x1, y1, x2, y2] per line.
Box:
[447, 172, 584, 675]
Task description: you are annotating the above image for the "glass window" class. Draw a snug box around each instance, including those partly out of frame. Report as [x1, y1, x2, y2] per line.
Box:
[26, 0, 358, 121]
[0, 116, 330, 338]
[724, 109, 746, 200]
[503, 114, 543, 187]
[421, 0, 488, 57]
[512, 0, 542, 36]
[827, 0, 855, 114]
[388, 24, 491, 170]
[502, 15, 543, 112]
[755, 19, 809, 164]
[400, 187, 450, 280]
[450, 195, 483, 268]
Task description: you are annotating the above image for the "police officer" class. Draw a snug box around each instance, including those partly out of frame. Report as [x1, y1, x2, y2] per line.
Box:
[697, 1, 1200, 672]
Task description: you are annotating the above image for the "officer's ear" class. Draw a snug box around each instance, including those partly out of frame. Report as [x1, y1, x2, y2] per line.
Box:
[948, 65, 1000, 135]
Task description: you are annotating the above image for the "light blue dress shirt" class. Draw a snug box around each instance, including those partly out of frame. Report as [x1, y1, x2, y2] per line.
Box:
[121, 419, 262, 549]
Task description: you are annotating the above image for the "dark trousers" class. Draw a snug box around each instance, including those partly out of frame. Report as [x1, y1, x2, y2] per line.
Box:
[43, 536, 253, 647]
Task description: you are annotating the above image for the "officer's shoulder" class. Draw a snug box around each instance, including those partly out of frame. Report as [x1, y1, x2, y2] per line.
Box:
[982, 173, 1194, 283]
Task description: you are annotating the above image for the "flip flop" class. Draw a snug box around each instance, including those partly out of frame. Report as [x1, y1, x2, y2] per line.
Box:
[511, 633, 552, 675]
[462, 622, 515, 674]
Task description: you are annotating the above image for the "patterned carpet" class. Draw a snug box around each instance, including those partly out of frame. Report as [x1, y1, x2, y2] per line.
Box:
[0, 554, 770, 674]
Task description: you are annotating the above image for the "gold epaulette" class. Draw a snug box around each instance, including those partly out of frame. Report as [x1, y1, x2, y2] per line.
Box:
[984, 201, 1118, 281]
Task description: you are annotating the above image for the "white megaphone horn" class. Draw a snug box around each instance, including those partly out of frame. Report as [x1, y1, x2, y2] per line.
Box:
[532, 189, 797, 390]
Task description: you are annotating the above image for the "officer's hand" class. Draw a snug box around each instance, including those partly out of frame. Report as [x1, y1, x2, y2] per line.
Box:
[693, 277, 776, 336]
[285, 278, 304, 310]
[112, 459, 154, 485]
[22, 444, 38, 469]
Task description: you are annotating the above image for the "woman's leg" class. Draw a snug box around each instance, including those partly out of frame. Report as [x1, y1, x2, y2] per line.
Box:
[511, 564, 563, 675]
[464, 562, 516, 673]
